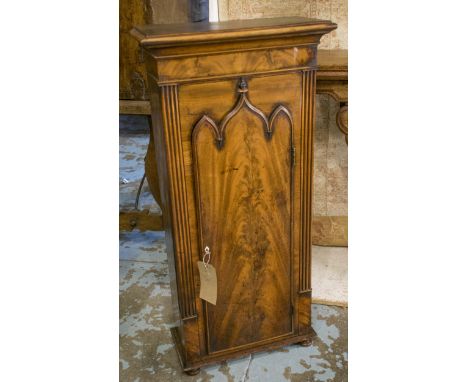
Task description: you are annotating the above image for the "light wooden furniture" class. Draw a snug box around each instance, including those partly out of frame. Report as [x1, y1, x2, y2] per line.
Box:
[316, 49, 348, 142]
[131, 17, 336, 374]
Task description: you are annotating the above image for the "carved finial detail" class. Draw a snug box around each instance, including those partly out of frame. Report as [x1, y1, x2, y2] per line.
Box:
[238, 77, 248, 93]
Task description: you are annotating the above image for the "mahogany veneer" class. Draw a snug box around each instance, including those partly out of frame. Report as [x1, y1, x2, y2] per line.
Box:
[132, 17, 336, 374]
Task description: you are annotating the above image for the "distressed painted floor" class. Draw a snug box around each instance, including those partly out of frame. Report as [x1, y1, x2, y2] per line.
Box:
[119, 115, 161, 213]
[120, 231, 348, 381]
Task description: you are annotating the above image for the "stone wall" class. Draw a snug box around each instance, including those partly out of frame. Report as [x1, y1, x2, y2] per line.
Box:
[314, 94, 348, 218]
[218, 0, 348, 49]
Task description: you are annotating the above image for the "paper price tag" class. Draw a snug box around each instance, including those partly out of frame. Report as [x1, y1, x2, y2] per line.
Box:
[197, 261, 217, 305]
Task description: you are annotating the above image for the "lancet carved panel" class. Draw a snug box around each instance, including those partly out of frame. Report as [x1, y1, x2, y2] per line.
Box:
[193, 77, 293, 150]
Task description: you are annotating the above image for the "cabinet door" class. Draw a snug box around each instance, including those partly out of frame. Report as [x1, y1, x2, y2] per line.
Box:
[192, 77, 296, 353]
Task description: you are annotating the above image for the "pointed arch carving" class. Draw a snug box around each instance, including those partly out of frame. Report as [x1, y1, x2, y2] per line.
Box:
[192, 115, 223, 149]
[268, 105, 293, 139]
[192, 77, 293, 149]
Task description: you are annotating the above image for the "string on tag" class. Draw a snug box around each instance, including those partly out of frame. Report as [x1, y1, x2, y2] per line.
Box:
[203, 246, 211, 269]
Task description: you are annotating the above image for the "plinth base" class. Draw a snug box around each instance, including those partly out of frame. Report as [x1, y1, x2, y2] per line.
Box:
[170, 326, 317, 373]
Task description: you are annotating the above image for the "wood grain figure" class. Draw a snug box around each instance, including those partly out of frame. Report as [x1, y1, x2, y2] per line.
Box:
[132, 17, 336, 374]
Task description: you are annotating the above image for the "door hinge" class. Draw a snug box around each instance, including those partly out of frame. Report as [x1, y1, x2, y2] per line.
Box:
[291, 145, 296, 167]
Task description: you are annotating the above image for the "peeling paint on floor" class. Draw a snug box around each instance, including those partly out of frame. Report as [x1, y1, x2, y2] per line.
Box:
[119, 116, 161, 213]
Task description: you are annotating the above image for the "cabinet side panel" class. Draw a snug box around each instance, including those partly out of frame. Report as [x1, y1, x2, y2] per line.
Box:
[160, 85, 197, 320]
[155, 80, 201, 362]
[147, 75, 181, 328]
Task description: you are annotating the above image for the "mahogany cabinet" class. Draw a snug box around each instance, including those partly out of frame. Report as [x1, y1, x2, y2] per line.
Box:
[131, 17, 336, 374]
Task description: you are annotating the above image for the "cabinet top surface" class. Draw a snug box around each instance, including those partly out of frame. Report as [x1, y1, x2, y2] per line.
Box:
[131, 17, 337, 47]
[317, 49, 348, 72]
